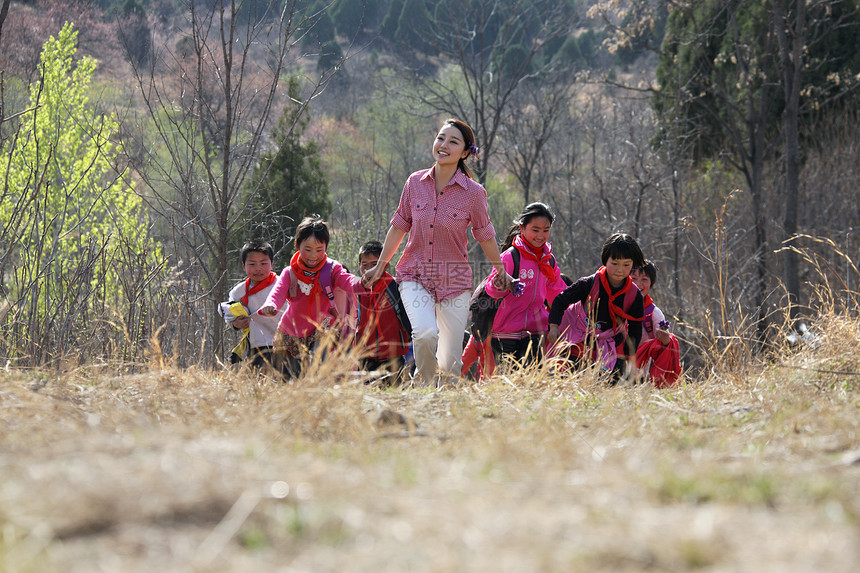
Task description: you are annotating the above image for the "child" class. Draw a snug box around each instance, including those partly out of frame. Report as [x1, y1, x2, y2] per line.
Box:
[353, 240, 410, 382]
[547, 233, 646, 382]
[461, 331, 494, 380]
[220, 239, 283, 368]
[258, 217, 360, 377]
[482, 202, 567, 368]
[361, 118, 511, 386]
[630, 261, 682, 387]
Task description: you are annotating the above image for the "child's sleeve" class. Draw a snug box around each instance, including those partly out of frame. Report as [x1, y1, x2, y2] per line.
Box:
[548, 276, 590, 325]
[484, 250, 515, 298]
[332, 263, 366, 293]
[545, 266, 567, 306]
[262, 267, 290, 311]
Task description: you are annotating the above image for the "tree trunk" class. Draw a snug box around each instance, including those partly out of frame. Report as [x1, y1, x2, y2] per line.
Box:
[772, 0, 805, 319]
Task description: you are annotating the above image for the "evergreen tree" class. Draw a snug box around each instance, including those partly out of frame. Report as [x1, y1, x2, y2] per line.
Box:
[249, 77, 331, 258]
[302, 0, 336, 48]
[331, 0, 377, 39]
[380, 0, 404, 41]
[394, 0, 432, 53]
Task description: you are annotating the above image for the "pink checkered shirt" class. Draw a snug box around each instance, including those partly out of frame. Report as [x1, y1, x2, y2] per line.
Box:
[391, 167, 496, 301]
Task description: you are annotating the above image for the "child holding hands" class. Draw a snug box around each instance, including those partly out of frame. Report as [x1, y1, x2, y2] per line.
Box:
[258, 216, 359, 377]
[482, 202, 567, 368]
[547, 233, 646, 382]
[353, 240, 411, 381]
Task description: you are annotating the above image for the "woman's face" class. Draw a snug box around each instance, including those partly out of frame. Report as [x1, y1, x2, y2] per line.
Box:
[433, 124, 469, 167]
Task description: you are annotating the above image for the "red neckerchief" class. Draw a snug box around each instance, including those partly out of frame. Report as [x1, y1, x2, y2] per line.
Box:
[290, 251, 326, 309]
[241, 271, 277, 307]
[596, 266, 642, 332]
[643, 294, 653, 309]
[513, 234, 555, 280]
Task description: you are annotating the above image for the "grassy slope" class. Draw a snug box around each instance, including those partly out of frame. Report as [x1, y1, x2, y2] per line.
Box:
[1, 318, 859, 572]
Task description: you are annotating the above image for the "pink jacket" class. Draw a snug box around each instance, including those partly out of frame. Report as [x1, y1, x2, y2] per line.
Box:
[263, 258, 361, 338]
[484, 244, 566, 336]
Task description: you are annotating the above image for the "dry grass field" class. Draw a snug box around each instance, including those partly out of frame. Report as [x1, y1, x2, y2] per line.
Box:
[2, 315, 859, 573]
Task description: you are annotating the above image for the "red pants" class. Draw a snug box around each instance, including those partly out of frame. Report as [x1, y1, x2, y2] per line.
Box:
[461, 335, 495, 380]
[635, 335, 682, 388]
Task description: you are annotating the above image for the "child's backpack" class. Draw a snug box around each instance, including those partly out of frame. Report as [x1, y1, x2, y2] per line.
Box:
[556, 271, 640, 369]
[384, 279, 412, 341]
[468, 248, 522, 342]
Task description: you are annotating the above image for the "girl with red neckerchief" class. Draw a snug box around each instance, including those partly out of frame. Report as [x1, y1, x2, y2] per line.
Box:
[259, 216, 361, 377]
[546, 233, 646, 384]
[481, 202, 567, 369]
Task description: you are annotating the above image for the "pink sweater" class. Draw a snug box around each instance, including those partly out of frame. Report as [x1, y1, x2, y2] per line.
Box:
[484, 244, 566, 337]
[263, 258, 361, 338]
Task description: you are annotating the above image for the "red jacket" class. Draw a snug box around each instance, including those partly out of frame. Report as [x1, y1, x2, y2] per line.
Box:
[355, 273, 410, 360]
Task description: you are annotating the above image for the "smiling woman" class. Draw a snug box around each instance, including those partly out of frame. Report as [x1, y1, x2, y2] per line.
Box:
[360, 118, 513, 387]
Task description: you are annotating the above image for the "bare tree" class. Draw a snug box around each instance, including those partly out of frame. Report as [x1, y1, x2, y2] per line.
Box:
[497, 71, 571, 204]
[771, 0, 860, 318]
[394, 0, 573, 185]
[124, 0, 353, 363]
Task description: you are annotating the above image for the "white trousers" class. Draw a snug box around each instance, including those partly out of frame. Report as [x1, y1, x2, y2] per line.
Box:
[399, 281, 470, 385]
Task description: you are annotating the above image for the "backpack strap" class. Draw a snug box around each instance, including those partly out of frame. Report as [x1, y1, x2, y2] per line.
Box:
[319, 259, 338, 314]
[509, 247, 520, 280]
[621, 281, 639, 314]
[643, 302, 655, 334]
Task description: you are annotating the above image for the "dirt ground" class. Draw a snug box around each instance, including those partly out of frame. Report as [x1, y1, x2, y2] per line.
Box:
[1, 360, 859, 572]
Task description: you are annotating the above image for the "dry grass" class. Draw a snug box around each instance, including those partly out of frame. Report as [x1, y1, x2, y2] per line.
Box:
[1, 314, 859, 573]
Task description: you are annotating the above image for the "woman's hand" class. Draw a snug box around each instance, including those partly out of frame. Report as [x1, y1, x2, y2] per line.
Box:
[492, 269, 513, 291]
[258, 304, 277, 317]
[361, 264, 385, 289]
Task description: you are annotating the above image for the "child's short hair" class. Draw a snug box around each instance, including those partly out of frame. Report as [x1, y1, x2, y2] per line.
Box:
[294, 216, 330, 248]
[600, 232, 645, 268]
[637, 260, 658, 287]
[359, 240, 383, 259]
[241, 239, 274, 264]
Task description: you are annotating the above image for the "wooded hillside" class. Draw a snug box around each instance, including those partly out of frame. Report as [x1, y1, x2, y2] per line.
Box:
[1, 0, 858, 370]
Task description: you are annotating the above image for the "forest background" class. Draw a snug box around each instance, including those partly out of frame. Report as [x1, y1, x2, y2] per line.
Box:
[0, 0, 859, 372]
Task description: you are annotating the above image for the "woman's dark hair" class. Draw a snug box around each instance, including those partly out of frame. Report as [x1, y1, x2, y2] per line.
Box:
[600, 232, 645, 268]
[294, 216, 330, 249]
[501, 202, 555, 251]
[442, 118, 477, 180]
[241, 239, 274, 264]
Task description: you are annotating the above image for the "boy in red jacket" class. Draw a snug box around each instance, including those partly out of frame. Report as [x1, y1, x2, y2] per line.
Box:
[354, 241, 411, 382]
